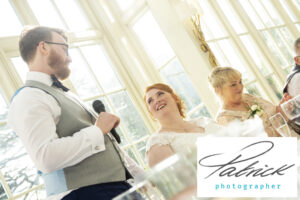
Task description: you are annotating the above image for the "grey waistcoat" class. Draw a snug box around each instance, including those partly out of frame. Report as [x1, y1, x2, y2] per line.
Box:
[23, 80, 127, 195]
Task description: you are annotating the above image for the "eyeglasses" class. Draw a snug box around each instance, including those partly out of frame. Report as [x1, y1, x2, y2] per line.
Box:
[44, 41, 69, 55]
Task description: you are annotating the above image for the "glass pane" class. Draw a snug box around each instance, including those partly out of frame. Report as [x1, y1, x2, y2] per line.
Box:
[201, 21, 214, 41]
[250, 0, 274, 27]
[10, 57, 28, 83]
[279, 0, 299, 22]
[68, 48, 102, 99]
[53, 0, 91, 31]
[265, 74, 283, 99]
[0, 124, 42, 196]
[261, 31, 289, 68]
[80, 45, 123, 93]
[135, 140, 147, 162]
[124, 146, 138, 164]
[27, 0, 66, 29]
[108, 91, 150, 141]
[115, 0, 136, 11]
[280, 27, 295, 48]
[0, 0, 22, 37]
[0, 181, 8, 200]
[133, 11, 175, 68]
[261, 0, 284, 26]
[0, 92, 8, 122]
[245, 82, 261, 97]
[189, 106, 211, 119]
[216, 39, 254, 82]
[198, 0, 228, 38]
[268, 29, 294, 64]
[216, 0, 247, 34]
[160, 59, 202, 113]
[240, 35, 272, 76]
[15, 185, 46, 200]
[292, 0, 300, 10]
[239, 0, 264, 29]
[208, 42, 229, 66]
[245, 82, 270, 101]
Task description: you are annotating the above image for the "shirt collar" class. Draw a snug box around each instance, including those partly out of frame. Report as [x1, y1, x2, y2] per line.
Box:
[26, 71, 53, 86]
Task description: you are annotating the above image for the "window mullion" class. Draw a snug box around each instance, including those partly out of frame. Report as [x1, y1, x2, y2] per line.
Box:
[0, 50, 22, 100]
[210, 0, 280, 103]
[49, 0, 70, 29]
[10, 0, 39, 25]
[246, 1, 292, 73]
[100, 36, 158, 132]
[286, 0, 300, 21]
[0, 170, 13, 199]
[230, 0, 286, 92]
[269, 0, 300, 38]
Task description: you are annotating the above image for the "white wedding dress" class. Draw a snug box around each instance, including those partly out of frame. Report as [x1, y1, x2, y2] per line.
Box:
[146, 117, 220, 155]
[145, 117, 299, 200]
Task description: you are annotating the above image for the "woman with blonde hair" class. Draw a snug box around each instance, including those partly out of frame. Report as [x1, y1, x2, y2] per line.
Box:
[209, 66, 286, 137]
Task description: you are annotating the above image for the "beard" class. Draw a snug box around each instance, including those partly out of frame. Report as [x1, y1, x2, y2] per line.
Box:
[47, 50, 71, 80]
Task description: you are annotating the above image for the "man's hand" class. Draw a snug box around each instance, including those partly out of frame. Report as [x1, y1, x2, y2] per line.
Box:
[95, 112, 120, 134]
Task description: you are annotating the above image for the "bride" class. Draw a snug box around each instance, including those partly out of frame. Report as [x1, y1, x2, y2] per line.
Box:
[143, 83, 221, 168]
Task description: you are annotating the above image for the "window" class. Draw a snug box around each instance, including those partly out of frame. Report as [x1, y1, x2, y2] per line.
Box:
[197, 0, 300, 101]
[27, 0, 91, 31]
[0, 0, 22, 37]
[132, 11, 211, 118]
[0, 90, 46, 200]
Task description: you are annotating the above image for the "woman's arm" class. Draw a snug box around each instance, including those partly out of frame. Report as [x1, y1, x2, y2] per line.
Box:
[146, 144, 175, 168]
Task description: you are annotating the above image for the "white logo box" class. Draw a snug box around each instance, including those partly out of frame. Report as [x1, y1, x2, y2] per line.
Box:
[197, 138, 298, 198]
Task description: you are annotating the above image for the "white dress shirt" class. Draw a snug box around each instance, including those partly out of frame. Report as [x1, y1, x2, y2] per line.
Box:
[288, 73, 300, 97]
[8, 72, 144, 200]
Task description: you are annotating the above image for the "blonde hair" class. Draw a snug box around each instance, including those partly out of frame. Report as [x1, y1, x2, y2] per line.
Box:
[208, 67, 242, 88]
[144, 83, 186, 118]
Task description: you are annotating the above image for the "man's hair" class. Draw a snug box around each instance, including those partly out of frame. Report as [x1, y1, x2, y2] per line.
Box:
[19, 26, 67, 63]
[294, 37, 300, 48]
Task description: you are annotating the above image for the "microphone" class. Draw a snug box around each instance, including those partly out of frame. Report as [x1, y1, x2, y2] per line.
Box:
[92, 100, 121, 144]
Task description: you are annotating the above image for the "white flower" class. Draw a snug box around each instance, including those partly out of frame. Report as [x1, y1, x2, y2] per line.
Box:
[251, 105, 258, 111]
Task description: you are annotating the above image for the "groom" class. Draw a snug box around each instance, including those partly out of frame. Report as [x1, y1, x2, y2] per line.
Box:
[8, 26, 143, 200]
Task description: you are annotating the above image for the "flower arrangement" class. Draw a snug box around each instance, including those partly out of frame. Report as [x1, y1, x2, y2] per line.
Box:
[248, 104, 264, 119]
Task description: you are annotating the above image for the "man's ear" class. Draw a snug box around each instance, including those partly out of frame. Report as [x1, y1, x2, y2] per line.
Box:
[37, 41, 49, 56]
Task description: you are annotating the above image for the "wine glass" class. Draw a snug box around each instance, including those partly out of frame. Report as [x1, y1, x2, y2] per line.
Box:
[281, 95, 300, 126]
[269, 113, 291, 137]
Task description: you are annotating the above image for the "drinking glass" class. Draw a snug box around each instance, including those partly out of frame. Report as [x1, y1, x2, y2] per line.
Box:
[269, 113, 291, 137]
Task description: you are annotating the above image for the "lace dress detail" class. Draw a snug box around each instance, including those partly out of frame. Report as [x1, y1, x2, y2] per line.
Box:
[216, 93, 278, 137]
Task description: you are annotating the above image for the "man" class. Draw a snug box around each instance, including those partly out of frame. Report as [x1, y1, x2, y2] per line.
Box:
[8, 26, 143, 200]
[283, 37, 300, 97]
[282, 37, 300, 134]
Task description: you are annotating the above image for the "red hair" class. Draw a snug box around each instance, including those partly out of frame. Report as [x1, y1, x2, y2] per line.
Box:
[144, 83, 186, 118]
